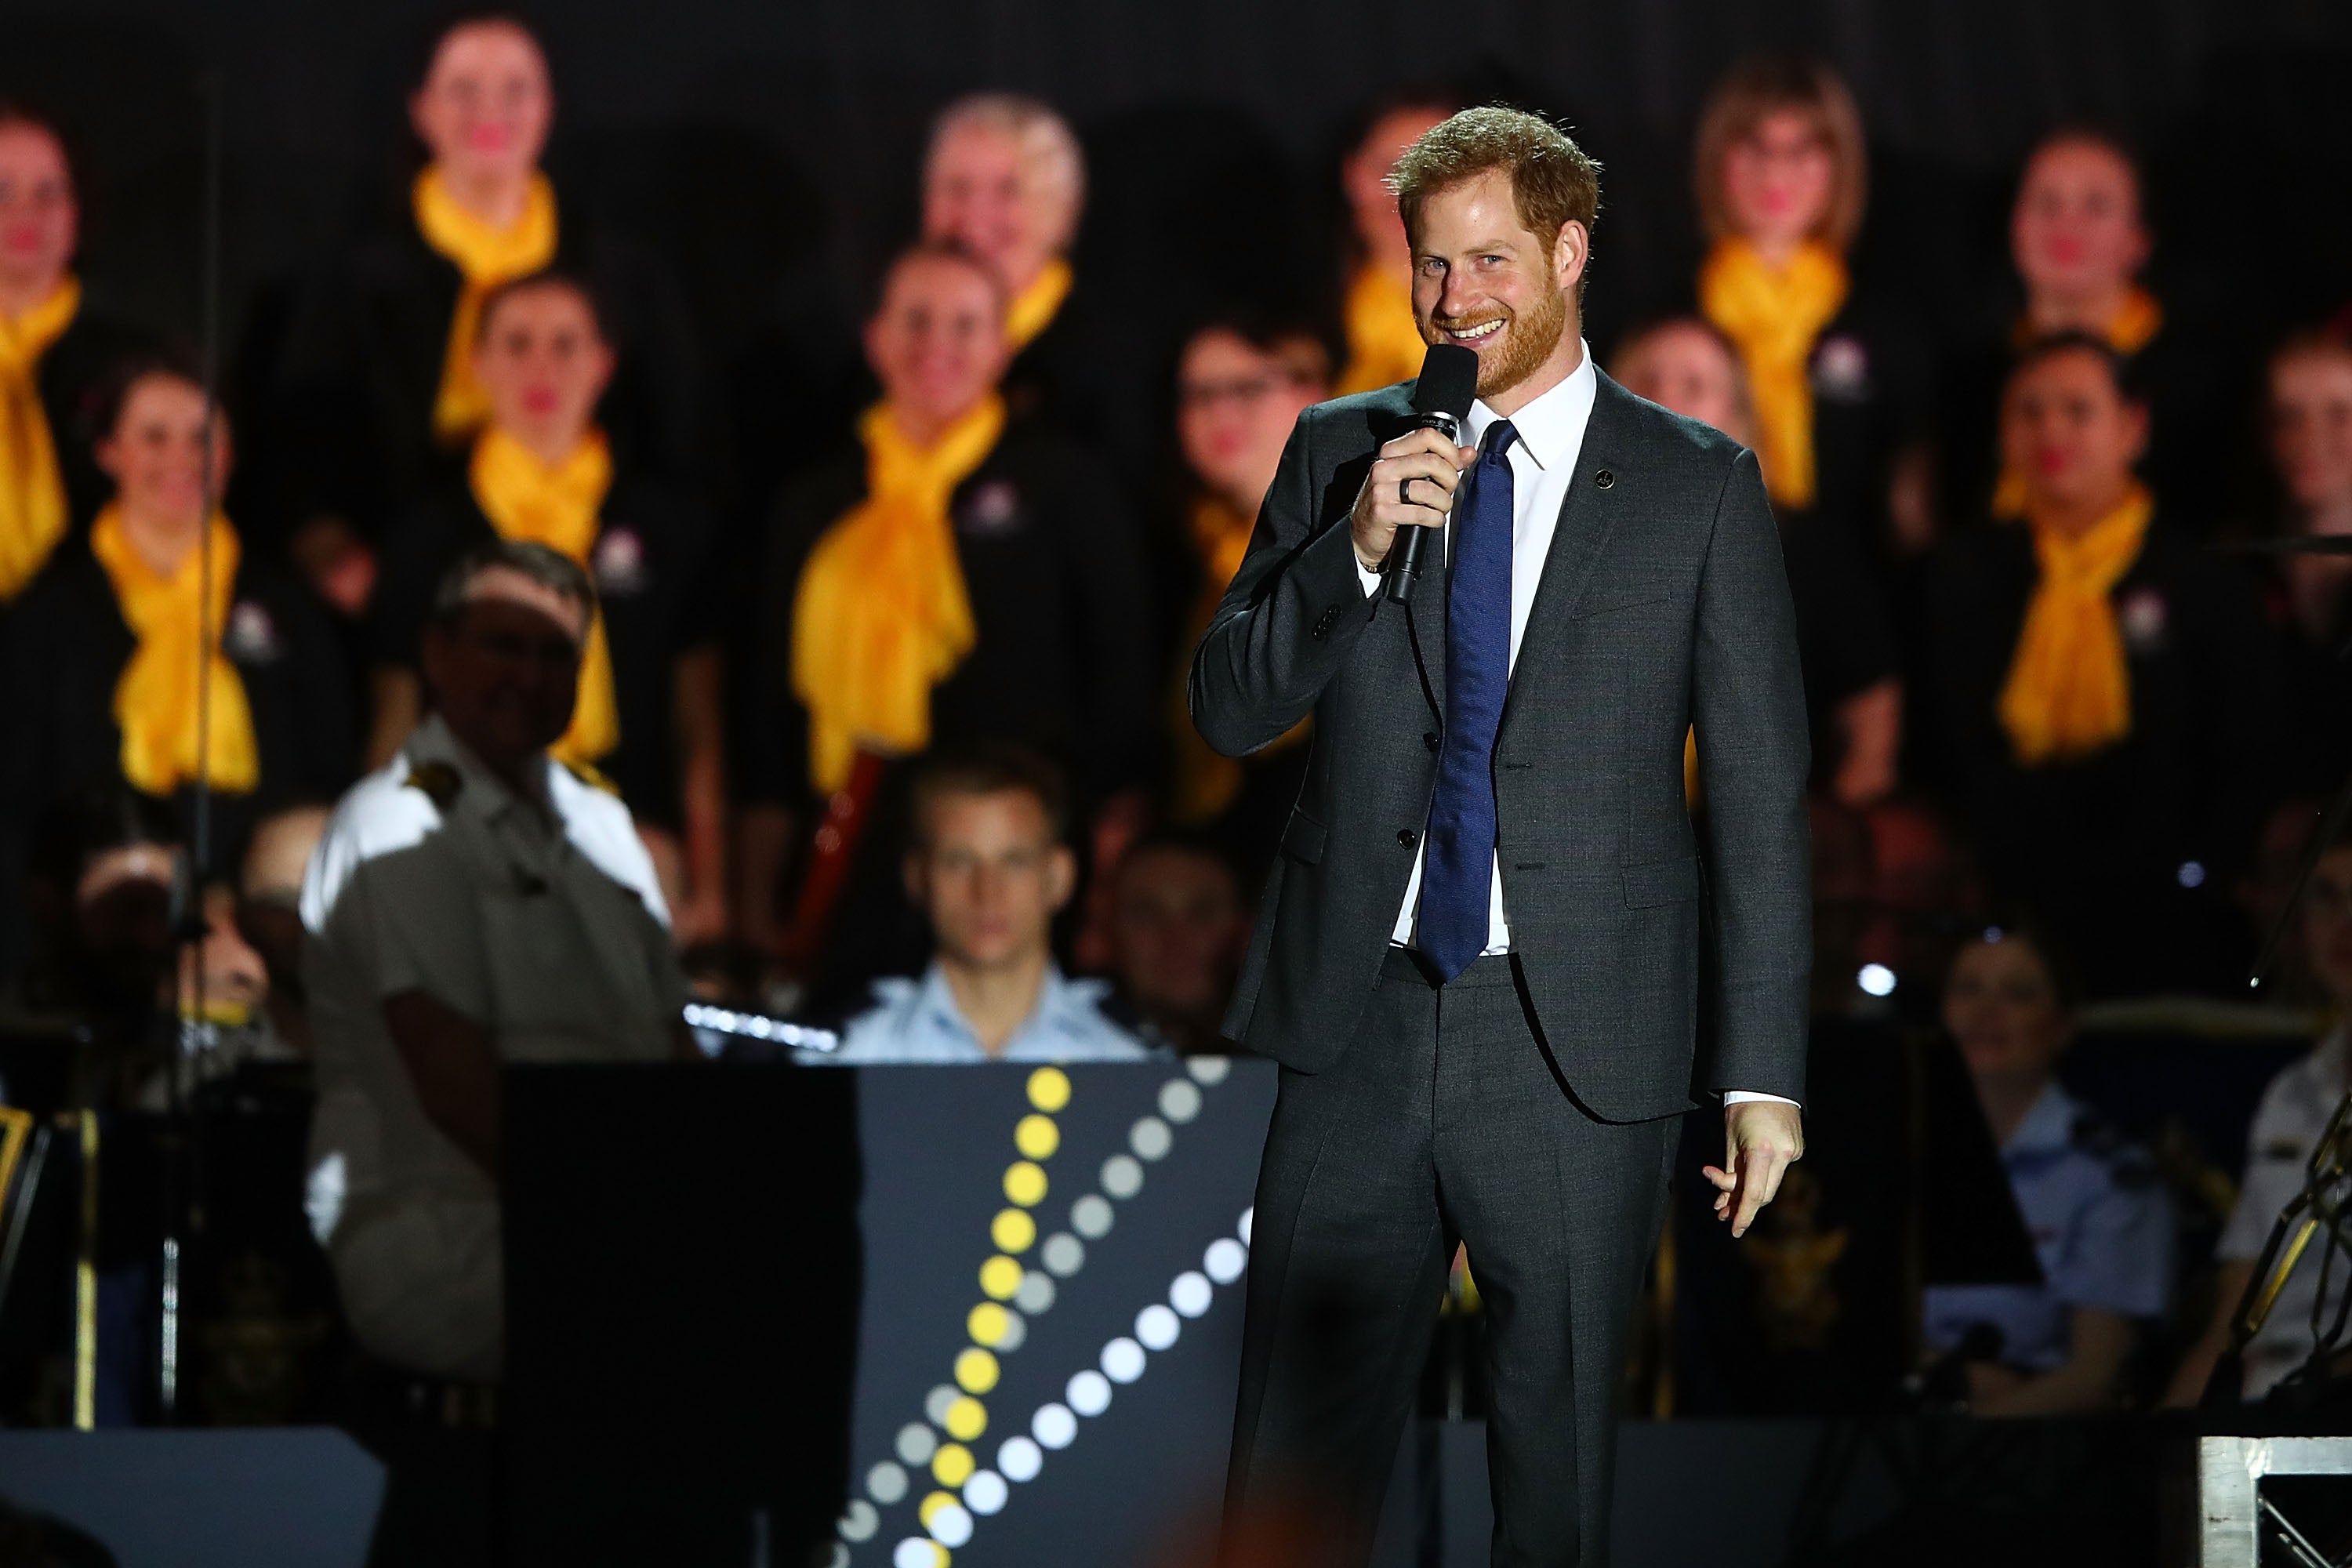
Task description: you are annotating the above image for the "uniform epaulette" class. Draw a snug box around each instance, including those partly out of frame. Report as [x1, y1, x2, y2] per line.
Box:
[403, 760, 463, 811]
[560, 757, 622, 797]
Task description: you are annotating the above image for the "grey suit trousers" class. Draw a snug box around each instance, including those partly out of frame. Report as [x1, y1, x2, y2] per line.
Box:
[1225, 949, 1677, 1568]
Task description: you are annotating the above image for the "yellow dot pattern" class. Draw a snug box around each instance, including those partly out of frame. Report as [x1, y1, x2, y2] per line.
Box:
[931, 1442, 975, 1487]
[967, 1302, 1011, 1347]
[920, 1490, 957, 1528]
[944, 1396, 987, 1440]
[1027, 1065, 1070, 1112]
[978, 1255, 1022, 1300]
[954, 1346, 999, 1393]
[1014, 1113, 1060, 1159]
[990, 1207, 1036, 1254]
[1003, 1160, 1047, 1207]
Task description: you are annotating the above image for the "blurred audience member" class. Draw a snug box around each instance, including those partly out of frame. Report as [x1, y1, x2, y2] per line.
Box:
[739, 243, 1151, 1006]
[1923, 336, 2284, 996]
[366, 270, 725, 942]
[1332, 96, 1454, 396]
[1106, 829, 1247, 1055]
[1, 356, 352, 980]
[2257, 332, 2352, 794]
[270, 11, 699, 615]
[303, 540, 693, 1381]
[2169, 832, 2352, 1406]
[1925, 927, 2172, 1414]
[823, 746, 1155, 1063]
[0, 103, 143, 602]
[1693, 56, 1929, 554]
[238, 804, 332, 1056]
[1615, 316, 1899, 804]
[1167, 314, 1327, 861]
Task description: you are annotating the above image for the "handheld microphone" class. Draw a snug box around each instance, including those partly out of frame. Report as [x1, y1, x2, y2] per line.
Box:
[1385, 342, 1481, 604]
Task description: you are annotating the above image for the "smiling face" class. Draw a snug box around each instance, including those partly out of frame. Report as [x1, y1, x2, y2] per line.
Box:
[922, 121, 1076, 295]
[2000, 346, 2147, 524]
[410, 19, 553, 190]
[1177, 328, 1326, 511]
[94, 372, 232, 535]
[473, 279, 613, 453]
[2270, 347, 2352, 513]
[1409, 168, 1582, 405]
[906, 787, 1074, 974]
[866, 251, 1008, 436]
[2012, 138, 2148, 307]
[1943, 935, 2072, 1093]
[1721, 109, 1837, 256]
[0, 118, 74, 303]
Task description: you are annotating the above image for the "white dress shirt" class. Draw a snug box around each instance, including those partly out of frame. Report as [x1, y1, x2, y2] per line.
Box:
[1354, 342, 1792, 1109]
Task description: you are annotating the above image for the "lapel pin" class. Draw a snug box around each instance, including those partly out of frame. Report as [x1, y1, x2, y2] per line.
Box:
[1594, 470, 1615, 489]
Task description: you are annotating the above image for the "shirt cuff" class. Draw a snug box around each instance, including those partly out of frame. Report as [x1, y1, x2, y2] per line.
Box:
[1355, 557, 1382, 599]
[1725, 1091, 1801, 1109]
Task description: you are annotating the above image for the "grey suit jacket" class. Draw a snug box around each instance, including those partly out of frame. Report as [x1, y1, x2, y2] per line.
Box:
[1189, 372, 1811, 1120]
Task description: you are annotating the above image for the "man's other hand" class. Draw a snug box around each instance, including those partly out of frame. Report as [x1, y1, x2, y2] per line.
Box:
[1704, 1100, 1804, 1238]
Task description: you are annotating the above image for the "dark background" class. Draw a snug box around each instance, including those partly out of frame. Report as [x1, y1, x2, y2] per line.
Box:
[9, 0, 2352, 490]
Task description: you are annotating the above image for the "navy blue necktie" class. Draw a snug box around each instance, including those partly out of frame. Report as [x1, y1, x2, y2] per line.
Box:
[1418, 419, 1517, 980]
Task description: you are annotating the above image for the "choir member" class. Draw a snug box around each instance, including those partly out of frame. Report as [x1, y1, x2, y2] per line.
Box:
[366, 270, 726, 942]
[1331, 95, 1454, 396]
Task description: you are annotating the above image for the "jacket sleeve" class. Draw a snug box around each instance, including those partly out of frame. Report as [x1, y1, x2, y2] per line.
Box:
[1188, 408, 1381, 757]
[1691, 447, 1813, 1103]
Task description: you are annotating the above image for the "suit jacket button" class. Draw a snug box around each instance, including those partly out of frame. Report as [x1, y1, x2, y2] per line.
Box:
[1423, 731, 1439, 753]
[1595, 469, 1615, 489]
[1397, 829, 1418, 848]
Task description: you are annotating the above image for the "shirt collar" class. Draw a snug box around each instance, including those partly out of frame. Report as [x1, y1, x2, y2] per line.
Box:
[2005, 1080, 2079, 1156]
[403, 713, 557, 829]
[915, 960, 1073, 1053]
[1465, 337, 1595, 472]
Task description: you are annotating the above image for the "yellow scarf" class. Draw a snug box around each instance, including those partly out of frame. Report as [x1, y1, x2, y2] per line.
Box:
[1336, 261, 1428, 397]
[1699, 238, 1850, 511]
[0, 278, 79, 602]
[1992, 287, 2165, 517]
[89, 505, 260, 797]
[1997, 484, 2154, 767]
[1005, 258, 1073, 353]
[467, 427, 620, 768]
[792, 396, 1004, 792]
[413, 167, 559, 444]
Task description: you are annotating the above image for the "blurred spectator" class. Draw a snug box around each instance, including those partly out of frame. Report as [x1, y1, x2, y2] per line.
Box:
[269, 11, 700, 616]
[1943, 129, 2235, 537]
[1924, 926, 2172, 1414]
[2256, 331, 2352, 794]
[1614, 316, 1899, 804]
[0, 103, 144, 601]
[1166, 314, 1327, 862]
[738, 242, 1152, 1007]
[2169, 833, 2352, 1406]
[365, 270, 725, 943]
[1332, 96, 1454, 396]
[1922, 335, 2284, 996]
[1692, 55, 1930, 556]
[303, 540, 692, 1381]
[1, 356, 351, 978]
[1105, 829, 1247, 1055]
[822, 745, 1155, 1063]
[238, 804, 331, 1056]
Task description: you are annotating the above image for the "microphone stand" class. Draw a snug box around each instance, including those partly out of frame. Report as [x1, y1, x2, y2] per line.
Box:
[158, 68, 228, 1426]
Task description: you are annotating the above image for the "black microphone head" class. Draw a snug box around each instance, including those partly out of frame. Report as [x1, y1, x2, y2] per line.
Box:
[1411, 343, 1480, 423]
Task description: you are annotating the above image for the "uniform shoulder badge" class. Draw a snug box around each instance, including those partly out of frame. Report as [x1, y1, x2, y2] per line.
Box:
[560, 757, 622, 797]
[402, 760, 463, 810]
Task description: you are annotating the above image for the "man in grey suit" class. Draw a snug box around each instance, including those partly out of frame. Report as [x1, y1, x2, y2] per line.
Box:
[1194, 109, 1810, 1566]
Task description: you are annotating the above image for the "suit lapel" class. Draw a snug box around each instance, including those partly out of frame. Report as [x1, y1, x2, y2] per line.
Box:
[1500, 374, 1630, 736]
[1405, 539, 1446, 724]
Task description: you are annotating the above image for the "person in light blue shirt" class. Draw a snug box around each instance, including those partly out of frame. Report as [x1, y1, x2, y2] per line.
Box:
[1923, 926, 2172, 1414]
[821, 744, 1158, 1065]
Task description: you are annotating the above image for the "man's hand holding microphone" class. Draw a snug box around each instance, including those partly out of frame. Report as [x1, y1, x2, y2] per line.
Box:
[1352, 341, 1483, 594]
